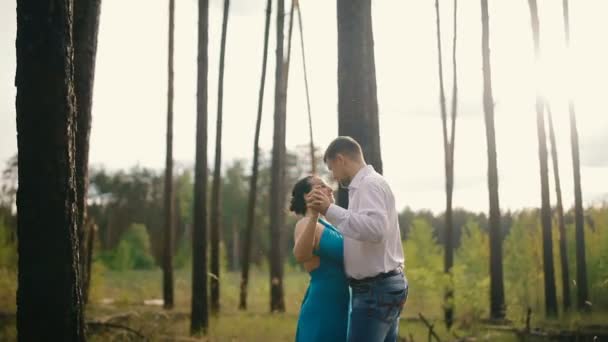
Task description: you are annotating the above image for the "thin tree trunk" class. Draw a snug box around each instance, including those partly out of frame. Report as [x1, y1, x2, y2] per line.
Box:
[545, 104, 571, 311]
[269, 0, 287, 313]
[562, 0, 589, 312]
[210, 0, 230, 315]
[232, 220, 239, 270]
[295, 3, 316, 174]
[16, 1, 86, 340]
[434, 0, 457, 329]
[163, 0, 176, 310]
[239, 0, 272, 311]
[337, 0, 382, 208]
[73, 0, 102, 306]
[285, 0, 295, 66]
[191, 0, 210, 335]
[481, 0, 506, 321]
[527, 0, 558, 318]
[84, 222, 96, 304]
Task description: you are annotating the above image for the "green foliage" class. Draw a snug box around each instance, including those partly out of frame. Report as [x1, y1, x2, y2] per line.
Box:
[97, 223, 156, 271]
[585, 206, 608, 308]
[0, 214, 16, 270]
[454, 219, 490, 322]
[403, 218, 444, 312]
[503, 210, 544, 318]
[173, 235, 191, 269]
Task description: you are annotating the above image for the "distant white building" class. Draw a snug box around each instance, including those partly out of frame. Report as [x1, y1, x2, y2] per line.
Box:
[87, 184, 113, 206]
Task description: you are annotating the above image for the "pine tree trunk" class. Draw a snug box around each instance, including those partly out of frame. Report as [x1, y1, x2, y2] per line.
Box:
[434, 0, 457, 328]
[163, 0, 176, 310]
[336, 0, 382, 208]
[16, 1, 86, 340]
[546, 104, 571, 311]
[191, 0, 210, 335]
[295, 4, 316, 174]
[73, 0, 102, 306]
[481, 0, 506, 321]
[232, 220, 239, 270]
[562, 0, 589, 312]
[210, 0, 230, 315]
[527, 0, 558, 317]
[239, 0, 272, 311]
[269, 0, 287, 313]
[83, 222, 96, 304]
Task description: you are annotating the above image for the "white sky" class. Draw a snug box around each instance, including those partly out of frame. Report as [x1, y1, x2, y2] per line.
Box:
[1, 0, 607, 213]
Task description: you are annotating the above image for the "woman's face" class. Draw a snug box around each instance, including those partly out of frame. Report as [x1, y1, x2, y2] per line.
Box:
[308, 176, 335, 204]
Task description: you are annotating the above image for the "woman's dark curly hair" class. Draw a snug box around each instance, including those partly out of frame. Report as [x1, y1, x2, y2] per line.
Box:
[289, 176, 314, 216]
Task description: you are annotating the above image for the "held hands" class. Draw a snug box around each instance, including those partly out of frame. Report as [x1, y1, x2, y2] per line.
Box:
[305, 187, 331, 215]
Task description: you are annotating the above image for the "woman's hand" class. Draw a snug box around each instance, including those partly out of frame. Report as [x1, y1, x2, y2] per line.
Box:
[306, 188, 331, 215]
[305, 192, 320, 216]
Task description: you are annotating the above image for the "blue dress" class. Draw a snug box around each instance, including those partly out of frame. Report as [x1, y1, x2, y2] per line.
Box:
[296, 217, 350, 342]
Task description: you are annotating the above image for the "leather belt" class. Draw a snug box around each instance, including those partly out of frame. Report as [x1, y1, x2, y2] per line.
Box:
[348, 268, 402, 286]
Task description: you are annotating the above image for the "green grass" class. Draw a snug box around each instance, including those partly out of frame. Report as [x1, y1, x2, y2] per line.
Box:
[86, 268, 521, 341]
[2, 267, 606, 341]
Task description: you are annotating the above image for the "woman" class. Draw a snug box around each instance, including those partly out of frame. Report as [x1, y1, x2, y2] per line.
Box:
[290, 175, 350, 342]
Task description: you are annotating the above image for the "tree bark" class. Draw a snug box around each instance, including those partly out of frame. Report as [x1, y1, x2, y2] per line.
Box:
[73, 0, 102, 306]
[562, 0, 589, 312]
[546, 104, 571, 311]
[191, 0, 210, 335]
[292, 3, 316, 174]
[239, 0, 272, 311]
[16, 0, 86, 340]
[83, 222, 96, 304]
[435, 0, 458, 329]
[269, 0, 288, 313]
[163, 0, 176, 310]
[527, 0, 558, 318]
[210, 0, 230, 315]
[336, 0, 382, 208]
[481, 0, 506, 321]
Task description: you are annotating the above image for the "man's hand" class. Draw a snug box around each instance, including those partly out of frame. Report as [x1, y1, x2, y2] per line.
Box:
[306, 189, 331, 215]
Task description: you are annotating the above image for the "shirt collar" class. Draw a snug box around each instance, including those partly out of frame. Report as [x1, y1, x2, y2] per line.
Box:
[348, 164, 374, 190]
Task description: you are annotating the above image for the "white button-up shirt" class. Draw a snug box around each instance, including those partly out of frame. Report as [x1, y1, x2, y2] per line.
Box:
[325, 165, 405, 280]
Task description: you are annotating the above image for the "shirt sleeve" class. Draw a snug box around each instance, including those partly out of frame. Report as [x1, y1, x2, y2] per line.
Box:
[325, 180, 389, 243]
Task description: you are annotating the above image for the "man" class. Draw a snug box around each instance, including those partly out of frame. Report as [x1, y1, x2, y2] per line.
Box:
[307, 136, 408, 342]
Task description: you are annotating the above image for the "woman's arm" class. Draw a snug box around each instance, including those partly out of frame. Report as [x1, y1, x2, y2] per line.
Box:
[293, 212, 323, 263]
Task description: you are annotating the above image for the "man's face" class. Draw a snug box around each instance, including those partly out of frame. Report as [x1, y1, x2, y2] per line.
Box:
[326, 155, 348, 186]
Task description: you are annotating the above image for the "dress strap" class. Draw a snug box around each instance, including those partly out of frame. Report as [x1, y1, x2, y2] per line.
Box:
[318, 217, 340, 234]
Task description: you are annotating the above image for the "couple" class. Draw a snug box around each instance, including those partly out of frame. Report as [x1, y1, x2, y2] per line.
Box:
[291, 136, 408, 342]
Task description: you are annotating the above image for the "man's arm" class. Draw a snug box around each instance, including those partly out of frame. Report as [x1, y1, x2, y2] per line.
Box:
[324, 181, 389, 243]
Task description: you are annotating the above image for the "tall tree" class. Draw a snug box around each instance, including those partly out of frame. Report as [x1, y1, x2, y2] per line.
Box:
[562, 0, 589, 312]
[16, 0, 86, 340]
[210, 0, 231, 315]
[527, 0, 558, 317]
[269, 0, 288, 313]
[546, 104, 571, 311]
[434, 0, 458, 329]
[239, 0, 272, 311]
[480, 0, 506, 321]
[295, 2, 316, 174]
[73, 0, 102, 305]
[336, 0, 382, 207]
[191, 0, 210, 335]
[163, 0, 176, 310]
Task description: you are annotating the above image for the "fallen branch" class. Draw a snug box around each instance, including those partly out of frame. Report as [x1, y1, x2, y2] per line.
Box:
[87, 321, 147, 341]
[96, 311, 140, 323]
[418, 313, 442, 342]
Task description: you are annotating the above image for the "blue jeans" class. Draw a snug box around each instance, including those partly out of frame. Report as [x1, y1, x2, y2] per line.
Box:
[347, 272, 408, 342]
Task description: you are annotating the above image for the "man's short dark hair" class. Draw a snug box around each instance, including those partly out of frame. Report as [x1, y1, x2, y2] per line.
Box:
[323, 136, 363, 163]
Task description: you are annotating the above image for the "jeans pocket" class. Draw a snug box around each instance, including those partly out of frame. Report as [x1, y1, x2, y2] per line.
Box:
[376, 282, 407, 323]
